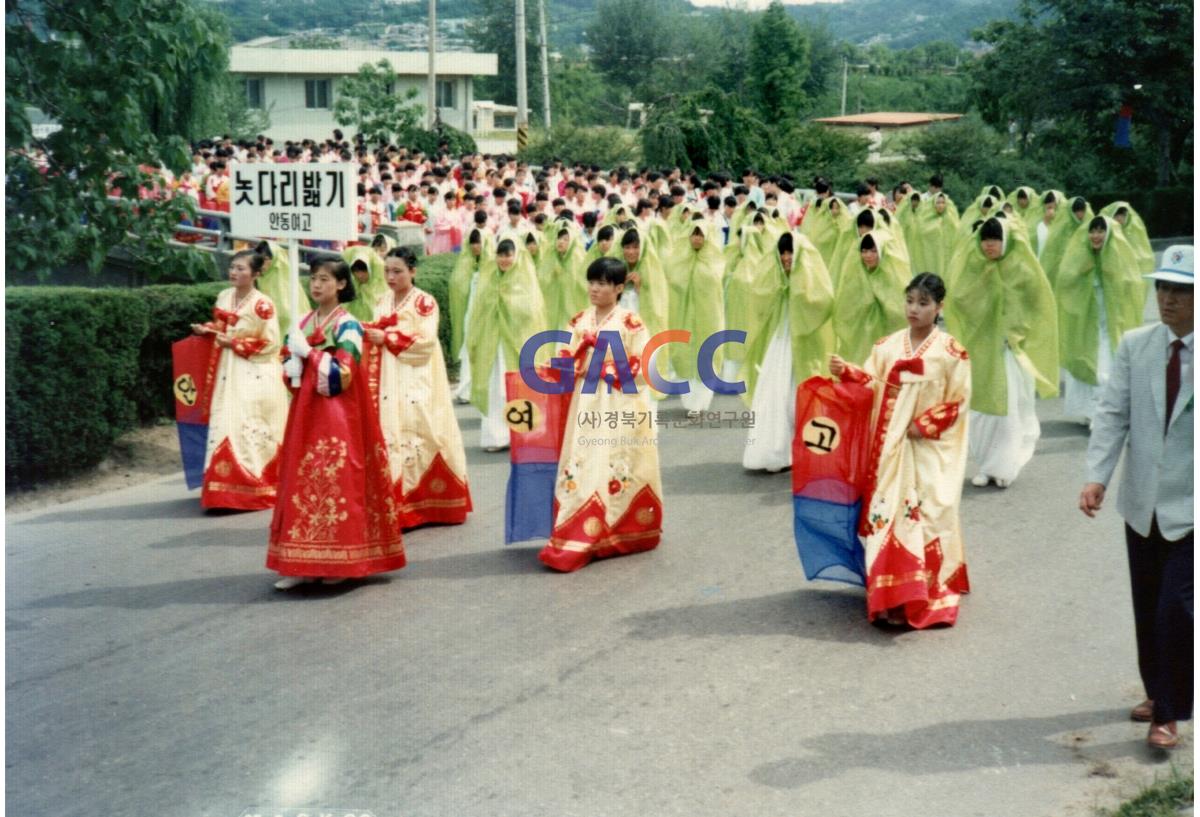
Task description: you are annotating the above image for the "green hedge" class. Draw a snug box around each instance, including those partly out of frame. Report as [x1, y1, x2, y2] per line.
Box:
[6, 288, 150, 486]
[6, 252, 461, 485]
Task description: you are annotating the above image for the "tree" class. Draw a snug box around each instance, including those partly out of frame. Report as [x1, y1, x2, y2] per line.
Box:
[6, 0, 231, 278]
[466, 0, 544, 118]
[586, 0, 672, 92]
[748, 1, 811, 124]
[332, 60, 423, 145]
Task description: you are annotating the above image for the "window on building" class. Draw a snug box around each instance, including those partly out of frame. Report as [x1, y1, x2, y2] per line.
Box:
[495, 113, 516, 130]
[436, 79, 456, 109]
[245, 78, 263, 110]
[305, 79, 331, 110]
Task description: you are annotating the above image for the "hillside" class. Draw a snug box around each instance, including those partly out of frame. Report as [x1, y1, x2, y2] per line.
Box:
[209, 0, 1017, 49]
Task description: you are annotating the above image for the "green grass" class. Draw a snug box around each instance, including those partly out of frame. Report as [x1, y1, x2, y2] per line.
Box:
[1100, 767, 1193, 817]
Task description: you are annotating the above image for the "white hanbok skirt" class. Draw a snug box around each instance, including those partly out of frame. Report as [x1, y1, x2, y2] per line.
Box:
[480, 350, 509, 450]
[743, 313, 794, 471]
[969, 348, 1040, 483]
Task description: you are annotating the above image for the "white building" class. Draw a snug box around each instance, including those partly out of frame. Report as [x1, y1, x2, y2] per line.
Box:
[229, 45, 499, 143]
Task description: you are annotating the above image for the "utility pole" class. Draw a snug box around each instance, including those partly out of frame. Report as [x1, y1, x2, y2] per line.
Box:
[515, 0, 529, 151]
[427, 0, 437, 129]
[537, 0, 551, 129]
[840, 54, 849, 116]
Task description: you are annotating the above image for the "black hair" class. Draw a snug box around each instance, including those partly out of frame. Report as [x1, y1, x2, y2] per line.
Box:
[706, 194, 721, 210]
[582, 211, 597, 229]
[1016, 189, 1029, 201]
[981, 197, 994, 209]
[877, 209, 892, 225]
[856, 210, 876, 230]
[557, 227, 571, 239]
[507, 199, 523, 215]
[311, 258, 356, 303]
[929, 174, 943, 188]
[230, 249, 266, 274]
[385, 246, 418, 269]
[1088, 216, 1107, 232]
[253, 240, 273, 259]
[597, 225, 615, 242]
[777, 232, 794, 255]
[1071, 197, 1088, 213]
[906, 272, 946, 303]
[496, 238, 517, 256]
[1114, 206, 1129, 218]
[620, 229, 641, 248]
[988, 186, 1002, 198]
[910, 193, 921, 204]
[859, 234, 877, 253]
[1042, 191, 1057, 205]
[814, 179, 831, 194]
[474, 210, 489, 226]
[979, 218, 1004, 242]
[468, 229, 482, 245]
[856, 183, 871, 197]
[723, 196, 737, 208]
[586, 256, 627, 286]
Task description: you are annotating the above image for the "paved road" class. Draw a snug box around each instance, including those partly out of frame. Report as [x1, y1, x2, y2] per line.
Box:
[7, 267, 1192, 817]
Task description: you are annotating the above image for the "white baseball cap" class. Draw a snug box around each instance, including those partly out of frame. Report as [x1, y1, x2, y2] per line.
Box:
[1146, 245, 1194, 285]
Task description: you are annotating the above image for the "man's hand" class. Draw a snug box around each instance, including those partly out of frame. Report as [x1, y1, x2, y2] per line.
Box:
[829, 354, 846, 377]
[1079, 482, 1106, 517]
[363, 328, 386, 346]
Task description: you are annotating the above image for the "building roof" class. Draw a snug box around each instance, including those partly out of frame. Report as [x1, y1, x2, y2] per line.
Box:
[230, 46, 498, 77]
[811, 112, 963, 127]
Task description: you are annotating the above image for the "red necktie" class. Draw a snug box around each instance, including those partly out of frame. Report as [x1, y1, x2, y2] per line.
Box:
[1165, 338, 1183, 433]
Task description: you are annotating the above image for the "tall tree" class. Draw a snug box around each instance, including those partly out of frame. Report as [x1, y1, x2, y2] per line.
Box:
[748, 1, 811, 124]
[6, 0, 230, 277]
[465, 0, 544, 117]
[586, 0, 672, 92]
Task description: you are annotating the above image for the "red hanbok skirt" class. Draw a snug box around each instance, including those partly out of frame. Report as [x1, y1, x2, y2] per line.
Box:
[266, 358, 406, 578]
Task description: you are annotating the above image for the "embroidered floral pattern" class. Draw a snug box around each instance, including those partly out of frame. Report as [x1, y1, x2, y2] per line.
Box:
[365, 442, 400, 541]
[287, 437, 349, 542]
[868, 512, 889, 533]
[903, 498, 923, 522]
[559, 459, 581, 494]
[255, 298, 275, 320]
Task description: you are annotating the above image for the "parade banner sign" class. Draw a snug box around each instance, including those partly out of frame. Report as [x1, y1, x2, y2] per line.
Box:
[172, 334, 217, 489]
[230, 163, 358, 241]
[503, 368, 573, 544]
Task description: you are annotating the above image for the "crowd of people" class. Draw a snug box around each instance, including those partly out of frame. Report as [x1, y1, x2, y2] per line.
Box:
[176, 132, 1189, 748]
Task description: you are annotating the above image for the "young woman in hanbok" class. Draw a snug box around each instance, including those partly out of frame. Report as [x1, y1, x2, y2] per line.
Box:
[1056, 215, 1146, 424]
[448, 227, 495, 403]
[189, 250, 290, 510]
[538, 257, 663, 572]
[364, 248, 472, 528]
[1038, 196, 1093, 291]
[465, 238, 548, 451]
[1033, 191, 1067, 266]
[829, 273, 972, 628]
[944, 218, 1058, 488]
[910, 193, 961, 278]
[668, 219, 728, 414]
[1006, 186, 1041, 234]
[734, 230, 834, 471]
[960, 186, 1005, 228]
[832, 231, 911, 365]
[538, 219, 590, 331]
[342, 245, 388, 324]
[1099, 201, 1155, 276]
[617, 228, 670, 372]
[801, 195, 856, 274]
[268, 258, 406, 590]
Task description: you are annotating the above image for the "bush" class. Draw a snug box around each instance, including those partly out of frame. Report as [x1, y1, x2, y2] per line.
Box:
[6, 288, 150, 487]
[136, 283, 227, 422]
[521, 125, 641, 169]
[407, 124, 477, 158]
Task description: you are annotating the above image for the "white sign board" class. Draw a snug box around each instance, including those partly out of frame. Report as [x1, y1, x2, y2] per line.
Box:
[230, 163, 358, 241]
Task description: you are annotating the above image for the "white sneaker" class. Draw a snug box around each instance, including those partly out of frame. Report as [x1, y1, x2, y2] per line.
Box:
[993, 478, 1011, 489]
[971, 474, 989, 487]
[321, 577, 346, 585]
[273, 576, 312, 590]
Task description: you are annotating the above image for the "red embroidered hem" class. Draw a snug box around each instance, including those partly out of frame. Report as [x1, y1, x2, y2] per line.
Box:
[538, 486, 663, 572]
[200, 439, 279, 511]
[395, 453, 473, 529]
